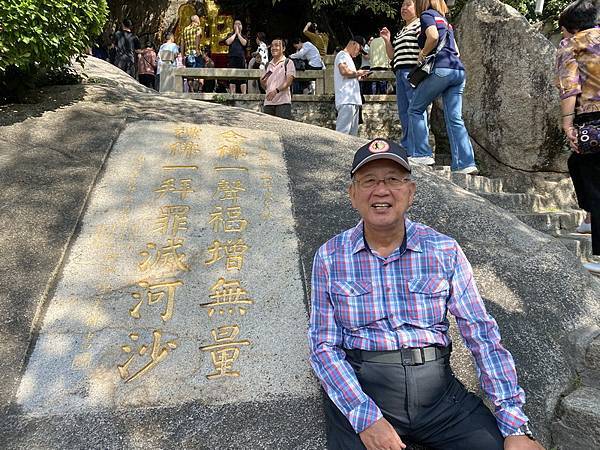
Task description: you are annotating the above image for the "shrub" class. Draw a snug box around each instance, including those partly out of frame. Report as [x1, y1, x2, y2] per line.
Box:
[0, 0, 108, 101]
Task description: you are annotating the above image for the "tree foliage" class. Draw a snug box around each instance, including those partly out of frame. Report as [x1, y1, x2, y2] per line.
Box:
[309, 0, 400, 17]
[0, 0, 108, 100]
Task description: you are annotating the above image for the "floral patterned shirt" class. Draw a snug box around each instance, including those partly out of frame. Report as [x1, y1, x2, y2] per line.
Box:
[555, 27, 600, 114]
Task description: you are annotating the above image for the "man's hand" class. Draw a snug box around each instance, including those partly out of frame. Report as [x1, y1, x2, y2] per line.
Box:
[265, 90, 277, 101]
[380, 27, 391, 41]
[356, 69, 371, 80]
[359, 417, 406, 450]
[504, 435, 545, 450]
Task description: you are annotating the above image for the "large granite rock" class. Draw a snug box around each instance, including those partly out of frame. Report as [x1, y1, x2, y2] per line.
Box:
[456, 0, 567, 172]
[0, 57, 599, 448]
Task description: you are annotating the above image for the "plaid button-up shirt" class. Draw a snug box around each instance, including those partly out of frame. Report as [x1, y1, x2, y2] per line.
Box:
[308, 218, 528, 437]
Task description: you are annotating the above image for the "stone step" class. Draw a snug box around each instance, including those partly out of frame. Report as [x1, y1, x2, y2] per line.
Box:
[515, 210, 586, 234]
[431, 166, 504, 193]
[475, 191, 551, 212]
[552, 387, 600, 450]
[557, 232, 593, 262]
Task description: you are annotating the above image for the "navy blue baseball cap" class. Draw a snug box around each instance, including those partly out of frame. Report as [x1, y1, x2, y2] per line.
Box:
[351, 138, 411, 177]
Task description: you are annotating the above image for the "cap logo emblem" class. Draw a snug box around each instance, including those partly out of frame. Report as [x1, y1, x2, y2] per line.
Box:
[369, 140, 389, 153]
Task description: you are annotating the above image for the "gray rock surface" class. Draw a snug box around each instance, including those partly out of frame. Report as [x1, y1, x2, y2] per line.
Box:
[0, 56, 599, 448]
[456, 0, 567, 172]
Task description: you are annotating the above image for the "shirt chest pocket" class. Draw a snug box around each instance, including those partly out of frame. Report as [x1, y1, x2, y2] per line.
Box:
[330, 281, 386, 330]
[402, 277, 449, 328]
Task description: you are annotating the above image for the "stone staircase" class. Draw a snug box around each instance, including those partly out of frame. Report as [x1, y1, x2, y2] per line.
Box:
[430, 166, 596, 264]
[431, 166, 600, 448]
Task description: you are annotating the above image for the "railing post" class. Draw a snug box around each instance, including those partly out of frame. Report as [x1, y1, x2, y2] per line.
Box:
[323, 55, 335, 95]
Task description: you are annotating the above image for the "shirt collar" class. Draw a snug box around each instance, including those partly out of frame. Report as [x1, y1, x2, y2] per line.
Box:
[350, 217, 423, 254]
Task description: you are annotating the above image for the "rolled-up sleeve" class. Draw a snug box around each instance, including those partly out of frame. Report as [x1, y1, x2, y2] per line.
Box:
[307, 250, 382, 433]
[555, 38, 582, 99]
[447, 244, 529, 437]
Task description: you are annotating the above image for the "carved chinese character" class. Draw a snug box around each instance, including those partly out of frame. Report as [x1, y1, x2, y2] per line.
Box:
[204, 238, 249, 271]
[200, 325, 250, 379]
[217, 144, 247, 160]
[215, 180, 245, 204]
[174, 125, 201, 139]
[168, 141, 201, 158]
[155, 178, 194, 200]
[219, 130, 247, 145]
[208, 206, 248, 233]
[154, 205, 190, 236]
[139, 239, 190, 274]
[130, 279, 183, 322]
[201, 277, 253, 316]
[118, 330, 177, 382]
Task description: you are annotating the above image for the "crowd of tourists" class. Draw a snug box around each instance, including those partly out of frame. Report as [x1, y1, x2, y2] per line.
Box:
[105, 0, 599, 270]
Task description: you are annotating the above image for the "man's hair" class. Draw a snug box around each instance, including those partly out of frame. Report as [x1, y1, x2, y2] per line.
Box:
[165, 32, 174, 41]
[271, 37, 286, 49]
[256, 31, 266, 42]
[122, 18, 133, 28]
[558, 0, 598, 33]
[291, 37, 304, 46]
[414, 0, 448, 16]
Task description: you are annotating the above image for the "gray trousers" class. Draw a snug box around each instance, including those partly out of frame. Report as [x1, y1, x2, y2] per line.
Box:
[336, 104, 360, 136]
[263, 103, 292, 120]
[325, 350, 504, 449]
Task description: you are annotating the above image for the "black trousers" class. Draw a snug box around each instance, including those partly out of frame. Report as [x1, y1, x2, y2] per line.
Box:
[568, 150, 600, 255]
[325, 351, 503, 450]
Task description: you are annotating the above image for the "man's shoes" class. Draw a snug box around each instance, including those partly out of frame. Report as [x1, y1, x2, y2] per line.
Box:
[576, 222, 592, 233]
[453, 166, 479, 175]
[408, 156, 435, 166]
[584, 262, 600, 274]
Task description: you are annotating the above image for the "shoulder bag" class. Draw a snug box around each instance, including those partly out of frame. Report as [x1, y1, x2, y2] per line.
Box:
[408, 28, 447, 88]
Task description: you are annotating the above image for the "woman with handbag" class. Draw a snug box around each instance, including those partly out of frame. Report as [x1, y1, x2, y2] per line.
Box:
[555, 0, 600, 269]
[380, 0, 430, 152]
[407, 0, 477, 174]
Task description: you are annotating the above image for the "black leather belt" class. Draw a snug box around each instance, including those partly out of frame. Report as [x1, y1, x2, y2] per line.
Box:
[345, 345, 451, 366]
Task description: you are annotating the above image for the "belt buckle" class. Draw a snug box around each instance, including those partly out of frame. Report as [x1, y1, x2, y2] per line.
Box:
[404, 348, 424, 366]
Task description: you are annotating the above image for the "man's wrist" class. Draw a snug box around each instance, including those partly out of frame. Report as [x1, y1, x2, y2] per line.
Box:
[508, 422, 535, 440]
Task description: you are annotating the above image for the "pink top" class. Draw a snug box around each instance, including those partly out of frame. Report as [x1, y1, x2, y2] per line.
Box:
[263, 57, 296, 106]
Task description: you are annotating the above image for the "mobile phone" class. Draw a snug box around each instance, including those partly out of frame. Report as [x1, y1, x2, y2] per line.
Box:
[365, 71, 374, 77]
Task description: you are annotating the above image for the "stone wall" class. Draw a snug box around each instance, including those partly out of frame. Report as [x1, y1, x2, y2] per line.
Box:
[181, 93, 402, 141]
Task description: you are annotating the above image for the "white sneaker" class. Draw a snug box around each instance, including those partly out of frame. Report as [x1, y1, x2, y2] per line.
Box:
[453, 166, 479, 175]
[408, 156, 435, 166]
[576, 222, 592, 233]
[584, 262, 600, 274]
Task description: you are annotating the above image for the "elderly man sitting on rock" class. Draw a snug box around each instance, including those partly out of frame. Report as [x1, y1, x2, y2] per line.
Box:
[308, 138, 545, 450]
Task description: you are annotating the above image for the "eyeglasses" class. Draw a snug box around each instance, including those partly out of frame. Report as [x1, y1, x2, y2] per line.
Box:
[353, 176, 412, 190]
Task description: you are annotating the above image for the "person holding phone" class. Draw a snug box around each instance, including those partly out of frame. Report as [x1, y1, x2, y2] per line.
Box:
[260, 38, 296, 119]
[222, 19, 248, 94]
[334, 36, 371, 135]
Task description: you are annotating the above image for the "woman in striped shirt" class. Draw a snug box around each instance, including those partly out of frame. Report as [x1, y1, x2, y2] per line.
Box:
[381, 0, 429, 152]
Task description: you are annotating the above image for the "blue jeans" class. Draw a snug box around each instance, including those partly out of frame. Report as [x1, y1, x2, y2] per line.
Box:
[396, 69, 429, 151]
[408, 68, 475, 170]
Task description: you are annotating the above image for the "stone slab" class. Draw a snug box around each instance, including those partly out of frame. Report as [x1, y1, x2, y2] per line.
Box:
[16, 121, 318, 416]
